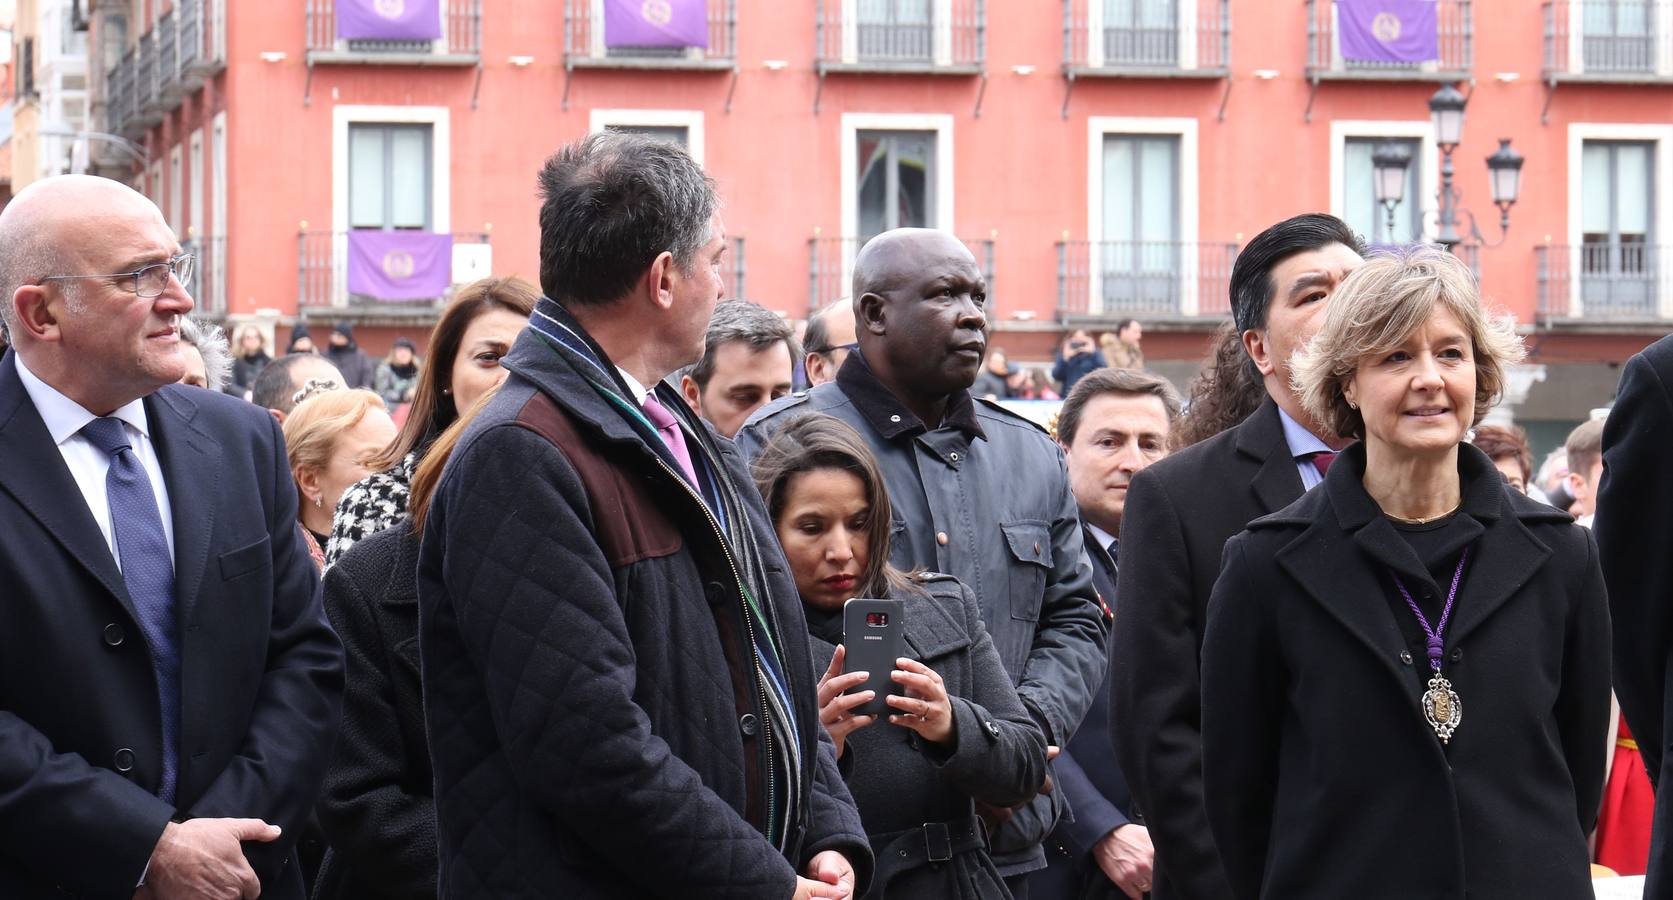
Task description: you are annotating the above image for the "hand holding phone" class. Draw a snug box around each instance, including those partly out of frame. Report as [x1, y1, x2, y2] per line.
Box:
[841, 598, 905, 718]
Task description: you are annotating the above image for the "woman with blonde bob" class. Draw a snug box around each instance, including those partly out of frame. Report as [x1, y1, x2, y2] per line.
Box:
[1199, 247, 1610, 899]
[283, 387, 397, 569]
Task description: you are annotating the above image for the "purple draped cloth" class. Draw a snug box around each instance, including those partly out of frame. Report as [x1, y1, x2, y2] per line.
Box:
[1338, 0, 1438, 63]
[346, 231, 453, 301]
[603, 0, 708, 49]
[337, 0, 443, 41]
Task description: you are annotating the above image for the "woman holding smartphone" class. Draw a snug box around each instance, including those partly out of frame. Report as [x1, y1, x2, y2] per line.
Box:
[752, 413, 1047, 899]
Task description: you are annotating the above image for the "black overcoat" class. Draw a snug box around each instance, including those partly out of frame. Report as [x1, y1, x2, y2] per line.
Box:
[1597, 332, 1673, 899]
[1201, 443, 1610, 900]
[315, 522, 434, 899]
[1110, 398, 1303, 900]
[0, 353, 344, 898]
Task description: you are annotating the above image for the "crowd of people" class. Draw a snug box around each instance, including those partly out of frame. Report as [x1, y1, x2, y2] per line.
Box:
[1, 131, 1671, 900]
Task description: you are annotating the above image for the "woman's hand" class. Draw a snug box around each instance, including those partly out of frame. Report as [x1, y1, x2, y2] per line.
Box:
[887, 657, 954, 745]
[816, 645, 876, 758]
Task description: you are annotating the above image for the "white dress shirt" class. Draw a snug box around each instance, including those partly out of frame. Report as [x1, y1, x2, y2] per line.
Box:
[14, 354, 177, 571]
[1277, 406, 1335, 492]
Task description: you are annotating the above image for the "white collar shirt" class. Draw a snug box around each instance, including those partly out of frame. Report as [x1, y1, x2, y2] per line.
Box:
[15, 354, 177, 570]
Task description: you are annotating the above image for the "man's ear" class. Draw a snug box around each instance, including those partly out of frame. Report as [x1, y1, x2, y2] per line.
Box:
[11, 285, 61, 344]
[645, 251, 677, 312]
[679, 374, 703, 415]
[1240, 328, 1277, 378]
[856, 291, 888, 336]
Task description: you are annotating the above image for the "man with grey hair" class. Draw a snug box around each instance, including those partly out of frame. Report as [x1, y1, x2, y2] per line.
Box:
[0, 174, 342, 897]
[802, 298, 857, 387]
[417, 132, 869, 898]
[177, 316, 233, 393]
[679, 299, 800, 438]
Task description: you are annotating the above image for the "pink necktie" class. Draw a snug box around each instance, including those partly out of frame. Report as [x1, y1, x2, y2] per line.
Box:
[640, 393, 699, 486]
[1308, 451, 1337, 477]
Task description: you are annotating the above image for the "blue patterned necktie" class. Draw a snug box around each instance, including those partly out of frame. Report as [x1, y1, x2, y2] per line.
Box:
[81, 416, 179, 803]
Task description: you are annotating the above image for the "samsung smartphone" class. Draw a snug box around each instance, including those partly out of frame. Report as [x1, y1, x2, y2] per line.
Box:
[842, 597, 906, 717]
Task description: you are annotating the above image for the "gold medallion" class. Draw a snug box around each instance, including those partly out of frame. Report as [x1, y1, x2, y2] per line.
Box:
[1422, 672, 1462, 744]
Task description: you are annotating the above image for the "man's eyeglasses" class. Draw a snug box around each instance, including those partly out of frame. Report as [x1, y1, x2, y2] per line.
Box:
[40, 254, 195, 299]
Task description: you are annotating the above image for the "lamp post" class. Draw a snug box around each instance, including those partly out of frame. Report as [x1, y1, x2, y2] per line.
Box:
[1370, 84, 1524, 254]
[38, 127, 150, 171]
[1372, 141, 1414, 241]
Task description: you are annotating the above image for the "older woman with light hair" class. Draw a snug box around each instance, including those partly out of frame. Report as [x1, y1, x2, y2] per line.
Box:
[177, 316, 233, 393]
[1199, 247, 1610, 900]
[283, 387, 397, 570]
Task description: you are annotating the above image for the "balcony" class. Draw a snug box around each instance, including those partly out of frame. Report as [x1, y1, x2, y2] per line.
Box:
[1062, 0, 1230, 78]
[815, 0, 985, 75]
[1543, 0, 1673, 83]
[305, 0, 482, 66]
[1056, 240, 1240, 322]
[1306, 0, 1473, 81]
[300, 230, 493, 319]
[563, 0, 736, 70]
[1537, 243, 1673, 323]
[808, 235, 996, 317]
[107, 0, 226, 138]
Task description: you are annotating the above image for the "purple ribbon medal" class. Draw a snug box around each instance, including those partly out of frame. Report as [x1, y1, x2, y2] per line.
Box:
[1391, 547, 1468, 744]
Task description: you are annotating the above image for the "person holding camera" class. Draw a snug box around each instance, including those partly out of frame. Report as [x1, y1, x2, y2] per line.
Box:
[1052, 329, 1108, 396]
[753, 413, 1048, 899]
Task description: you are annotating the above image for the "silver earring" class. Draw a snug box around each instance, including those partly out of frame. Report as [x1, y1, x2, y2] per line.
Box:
[314, 496, 323, 509]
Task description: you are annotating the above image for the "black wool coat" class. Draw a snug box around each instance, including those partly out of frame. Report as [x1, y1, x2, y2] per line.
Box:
[808, 575, 1047, 900]
[417, 315, 871, 898]
[314, 522, 434, 900]
[1201, 443, 1611, 900]
[1110, 398, 1302, 900]
[1597, 332, 1673, 900]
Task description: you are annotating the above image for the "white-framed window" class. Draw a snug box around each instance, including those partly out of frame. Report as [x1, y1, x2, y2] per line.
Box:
[1562, 0, 1673, 77]
[348, 123, 434, 229]
[1567, 123, 1673, 318]
[1086, 116, 1199, 314]
[332, 105, 451, 235]
[841, 113, 954, 241]
[189, 128, 204, 240]
[589, 109, 705, 166]
[1330, 120, 1438, 247]
[1084, 0, 1198, 69]
[168, 144, 183, 237]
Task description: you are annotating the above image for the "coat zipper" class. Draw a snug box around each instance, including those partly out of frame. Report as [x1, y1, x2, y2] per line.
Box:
[648, 453, 780, 842]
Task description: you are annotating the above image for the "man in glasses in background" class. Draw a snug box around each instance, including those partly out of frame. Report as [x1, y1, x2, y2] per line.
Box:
[802, 297, 858, 387]
[0, 174, 343, 898]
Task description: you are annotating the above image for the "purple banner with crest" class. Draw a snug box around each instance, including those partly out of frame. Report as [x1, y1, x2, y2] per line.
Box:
[347, 231, 453, 301]
[1338, 0, 1438, 63]
[603, 0, 708, 49]
[337, 0, 443, 41]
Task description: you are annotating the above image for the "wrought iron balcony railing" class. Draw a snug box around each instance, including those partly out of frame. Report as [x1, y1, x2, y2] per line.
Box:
[563, 0, 736, 68]
[107, 0, 225, 137]
[1537, 243, 1673, 321]
[1062, 0, 1230, 77]
[815, 0, 985, 74]
[1057, 240, 1240, 320]
[1306, 0, 1473, 80]
[1543, 0, 1673, 82]
[809, 235, 995, 317]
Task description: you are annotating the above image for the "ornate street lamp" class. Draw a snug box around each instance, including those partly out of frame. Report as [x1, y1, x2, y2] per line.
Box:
[1372, 141, 1414, 241]
[1424, 83, 1522, 252]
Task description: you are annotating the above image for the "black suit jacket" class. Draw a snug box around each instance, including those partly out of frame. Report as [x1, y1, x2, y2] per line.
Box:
[1109, 399, 1304, 900]
[0, 352, 344, 898]
[1033, 528, 1133, 900]
[1598, 333, 1673, 900]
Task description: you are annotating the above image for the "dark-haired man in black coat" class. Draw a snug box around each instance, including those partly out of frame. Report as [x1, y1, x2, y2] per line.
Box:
[1598, 332, 1673, 900]
[1110, 214, 1363, 899]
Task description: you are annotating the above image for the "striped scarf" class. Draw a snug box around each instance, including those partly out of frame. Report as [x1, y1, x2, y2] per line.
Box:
[528, 300, 804, 850]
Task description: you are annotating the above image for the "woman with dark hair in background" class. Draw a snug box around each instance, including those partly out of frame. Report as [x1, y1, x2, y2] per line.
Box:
[752, 414, 1047, 900]
[324, 276, 536, 566]
[314, 386, 499, 900]
[1172, 321, 1266, 449]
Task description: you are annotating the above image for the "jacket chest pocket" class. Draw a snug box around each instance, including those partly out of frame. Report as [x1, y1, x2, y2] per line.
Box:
[1000, 521, 1052, 622]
